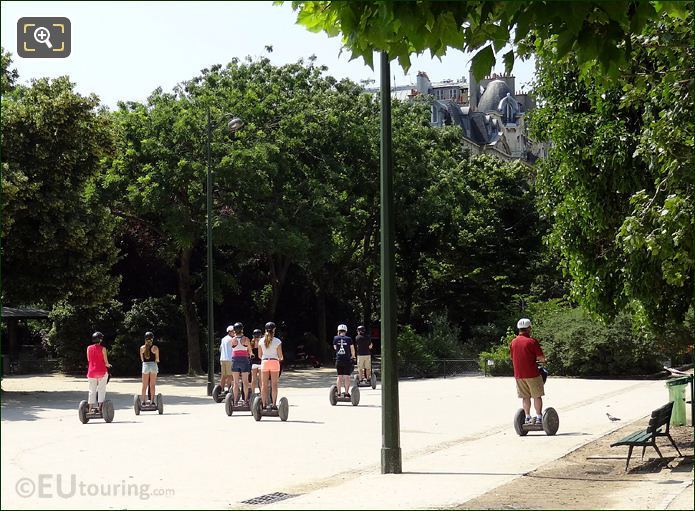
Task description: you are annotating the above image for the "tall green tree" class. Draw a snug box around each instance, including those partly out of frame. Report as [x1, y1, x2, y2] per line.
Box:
[104, 58, 357, 372]
[1, 46, 18, 94]
[1, 74, 119, 308]
[105, 90, 211, 374]
[530, 11, 694, 328]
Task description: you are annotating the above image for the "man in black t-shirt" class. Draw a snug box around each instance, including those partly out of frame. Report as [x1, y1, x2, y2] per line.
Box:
[355, 325, 373, 382]
[333, 324, 355, 397]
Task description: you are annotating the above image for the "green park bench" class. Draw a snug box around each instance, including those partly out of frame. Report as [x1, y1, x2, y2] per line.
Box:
[610, 401, 683, 471]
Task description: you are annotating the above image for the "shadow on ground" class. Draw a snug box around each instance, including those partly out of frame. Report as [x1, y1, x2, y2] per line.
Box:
[0, 389, 214, 422]
[0, 368, 347, 422]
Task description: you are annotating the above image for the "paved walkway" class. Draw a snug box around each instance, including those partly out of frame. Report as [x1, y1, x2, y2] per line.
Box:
[0, 371, 688, 509]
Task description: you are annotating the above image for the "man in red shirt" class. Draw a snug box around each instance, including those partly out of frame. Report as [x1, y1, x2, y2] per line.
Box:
[510, 318, 546, 424]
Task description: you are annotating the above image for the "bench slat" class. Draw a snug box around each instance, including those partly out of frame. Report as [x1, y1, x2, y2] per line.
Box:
[611, 431, 653, 447]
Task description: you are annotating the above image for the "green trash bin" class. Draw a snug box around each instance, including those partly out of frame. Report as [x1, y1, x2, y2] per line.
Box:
[666, 376, 689, 426]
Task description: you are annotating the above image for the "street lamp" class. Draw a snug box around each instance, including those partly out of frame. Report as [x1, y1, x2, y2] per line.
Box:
[206, 106, 243, 396]
[380, 51, 401, 474]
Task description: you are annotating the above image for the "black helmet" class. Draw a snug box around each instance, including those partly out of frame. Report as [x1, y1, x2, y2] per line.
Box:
[92, 331, 104, 341]
[265, 321, 276, 331]
[233, 322, 243, 332]
[144, 331, 154, 340]
[357, 325, 366, 333]
[252, 328, 262, 337]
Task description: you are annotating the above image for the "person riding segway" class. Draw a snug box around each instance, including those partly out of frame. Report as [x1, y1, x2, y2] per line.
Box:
[79, 332, 114, 423]
[134, 331, 163, 415]
[249, 328, 263, 396]
[330, 324, 360, 405]
[224, 322, 254, 415]
[510, 318, 558, 436]
[354, 325, 376, 389]
[251, 322, 289, 421]
[212, 325, 235, 403]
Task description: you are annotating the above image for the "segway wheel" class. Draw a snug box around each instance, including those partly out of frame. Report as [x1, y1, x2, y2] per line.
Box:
[370, 372, 377, 389]
[542, 407, 559, 436]
[79, 400, 89, 424]
[103, 400, 115, 423]
[212, 384, 222, 403]
[225, 392, 234, 416]
[157, 393, 164, 415]
[278, 397, 289, 421]
[329, 384, 338, 406]
[133, 395, 141, 416]
[514, 408, 528, 436]
[350, 386, 360, 406]
[252, 396, 262, 421]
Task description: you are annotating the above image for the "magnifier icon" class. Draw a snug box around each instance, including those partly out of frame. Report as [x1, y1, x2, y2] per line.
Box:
[33, 26, 53, 49]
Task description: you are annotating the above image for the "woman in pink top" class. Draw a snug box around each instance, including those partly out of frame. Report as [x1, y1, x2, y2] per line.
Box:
[87, 331, 112, 413]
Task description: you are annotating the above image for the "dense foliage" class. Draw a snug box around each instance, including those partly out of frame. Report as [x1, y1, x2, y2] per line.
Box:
[530, 11, 694, 333]
[1, 76, 120, 308]
[285, 1, 689, 78]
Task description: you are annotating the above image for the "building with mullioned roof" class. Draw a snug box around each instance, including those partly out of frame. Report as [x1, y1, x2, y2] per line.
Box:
[368, 70, 547, 163]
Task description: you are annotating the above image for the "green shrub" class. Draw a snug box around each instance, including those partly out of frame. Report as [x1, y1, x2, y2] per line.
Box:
[423, 312, 464, 359]
[110, 295, 188, 375]
[530, 304, 661, 376]
[397, 325, 435, 377]
[478, 328, 514, 375]
[48, 300, 124, 374]
[481, 299, 663, 377]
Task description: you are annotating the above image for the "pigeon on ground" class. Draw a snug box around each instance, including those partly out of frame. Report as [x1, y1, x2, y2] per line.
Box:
[606, 412, 621, 421]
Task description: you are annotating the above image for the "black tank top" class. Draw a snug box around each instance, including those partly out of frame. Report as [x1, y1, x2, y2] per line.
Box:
[250, 343, 261, 363]
[143, 344, 156, 362]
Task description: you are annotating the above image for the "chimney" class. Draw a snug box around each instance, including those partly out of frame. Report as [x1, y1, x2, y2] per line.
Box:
[469, 69, 478, 110]
[416, 71, 431, 95]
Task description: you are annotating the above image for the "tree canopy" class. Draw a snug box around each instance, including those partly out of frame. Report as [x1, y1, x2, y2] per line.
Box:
[284, 1, 690, 79]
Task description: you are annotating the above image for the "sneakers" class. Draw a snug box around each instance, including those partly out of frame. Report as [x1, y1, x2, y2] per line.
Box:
[345, 393, 351, 399]
[525, 416, 533, 424]
[536, 415, 543, 424]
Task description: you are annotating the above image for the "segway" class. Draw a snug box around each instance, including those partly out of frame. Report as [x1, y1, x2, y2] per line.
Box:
[251, 384, 289, 421]
[79, 369, 114, 423]
[224, 382, 255, 416]
[353, 372, 377, 390]
[211, 384, 233, 403]
[514, 407, 559, 436]
[513, 364, 558, 436]
[79, 400, 115, 423]
[134, 388, 163, 415]
[329, 383, 360, 406]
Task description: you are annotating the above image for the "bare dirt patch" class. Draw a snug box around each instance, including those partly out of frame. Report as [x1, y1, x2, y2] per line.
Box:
[456, 419, 694, 510]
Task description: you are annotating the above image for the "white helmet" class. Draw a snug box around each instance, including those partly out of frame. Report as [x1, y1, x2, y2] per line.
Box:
[226, 325, 235, 333]
[337, 324, 348, 333]
[517, 318, 532, 329]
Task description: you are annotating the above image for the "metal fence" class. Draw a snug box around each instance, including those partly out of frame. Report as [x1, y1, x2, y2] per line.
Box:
[430, 359, 482, 378]
[397, 358, 482, 379]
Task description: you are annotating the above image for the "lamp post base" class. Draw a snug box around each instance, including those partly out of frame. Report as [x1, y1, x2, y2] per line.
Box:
[206, 381, 214, 396]
[381, 447, 402, 474]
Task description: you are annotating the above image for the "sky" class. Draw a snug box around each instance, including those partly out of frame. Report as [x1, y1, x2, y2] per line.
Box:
[1, 1, 536, 109]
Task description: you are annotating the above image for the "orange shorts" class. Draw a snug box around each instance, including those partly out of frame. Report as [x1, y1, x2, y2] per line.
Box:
[261, 359, 280, 372]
